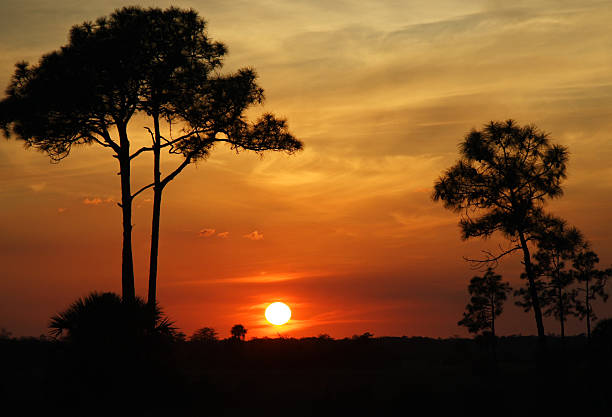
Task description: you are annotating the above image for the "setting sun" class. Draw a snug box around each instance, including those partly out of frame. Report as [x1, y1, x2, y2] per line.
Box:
[265, 302, 292, 325]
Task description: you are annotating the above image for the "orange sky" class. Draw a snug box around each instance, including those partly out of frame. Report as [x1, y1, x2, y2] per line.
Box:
[1, 0, 612, 339]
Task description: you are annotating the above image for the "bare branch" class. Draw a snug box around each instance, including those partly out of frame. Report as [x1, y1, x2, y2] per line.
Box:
[132, 182, 155, 199]
[130, 146, 153, 160]
[464, 244, 522, 270]
[90, 136, 112, 148]
[160, 154, 193, 188]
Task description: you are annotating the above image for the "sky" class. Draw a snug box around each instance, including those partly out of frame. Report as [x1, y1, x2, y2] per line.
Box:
[1, 0, 612, 339]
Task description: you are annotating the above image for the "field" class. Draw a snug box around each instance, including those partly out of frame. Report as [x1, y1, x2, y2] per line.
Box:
[2, 335, 610, 416]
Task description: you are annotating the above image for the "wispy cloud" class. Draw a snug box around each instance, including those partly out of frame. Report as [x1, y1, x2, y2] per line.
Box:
[168, 271, 327, 286]
[198, 228, 216, 237]
[83, 198, 102, 205]
[28, 183, 45, 192]
[83, 197, 113, 206]
[244, 230, 264, 241]
[217, 231, 229, 238]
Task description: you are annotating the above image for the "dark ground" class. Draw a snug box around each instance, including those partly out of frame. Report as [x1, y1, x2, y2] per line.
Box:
[1, 335, 611, 416]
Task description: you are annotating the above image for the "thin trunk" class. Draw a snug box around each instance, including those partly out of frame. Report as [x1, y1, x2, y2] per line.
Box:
[146, 118, 196, 307]
[118, 124, 135, 301]
[490, 301, 498, 361]
[148, 113, 162, 308]
[556, 256, 565, 340]
[558, 285, 565, 339]
[586, 280, 591, 339]
[490, 302, 495, 339]
[518, 231, 546, 343]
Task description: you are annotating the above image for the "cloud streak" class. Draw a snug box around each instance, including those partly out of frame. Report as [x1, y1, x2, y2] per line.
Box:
[83, 197, 113, 206]
[244, 230, 264, 241]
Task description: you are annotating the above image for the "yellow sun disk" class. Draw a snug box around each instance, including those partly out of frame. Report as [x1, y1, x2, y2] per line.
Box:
[265, 302, 291, 325]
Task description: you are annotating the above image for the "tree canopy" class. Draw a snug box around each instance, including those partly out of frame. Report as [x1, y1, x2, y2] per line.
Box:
[0, 6, 302, 303]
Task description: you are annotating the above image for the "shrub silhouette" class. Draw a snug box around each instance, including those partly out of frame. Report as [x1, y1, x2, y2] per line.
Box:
[49, 292, 176, 345]
[231, 324, 247, 341]
[191, 327, 218, 343]
[592, 318, 612, 350]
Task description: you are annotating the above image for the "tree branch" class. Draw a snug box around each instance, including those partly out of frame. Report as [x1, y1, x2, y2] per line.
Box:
[132, 182, 155, 199]
[464, 244, 522, 270]
[130, 146, 153, 160]
[160, 154, 193, 189]
[90, 136, 112, 148]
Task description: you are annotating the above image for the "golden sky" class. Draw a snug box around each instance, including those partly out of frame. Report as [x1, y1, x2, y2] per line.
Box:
[1, 0, 612, 339]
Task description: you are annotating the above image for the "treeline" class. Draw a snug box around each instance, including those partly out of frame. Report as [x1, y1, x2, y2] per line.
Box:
[2, 332, 612, 416]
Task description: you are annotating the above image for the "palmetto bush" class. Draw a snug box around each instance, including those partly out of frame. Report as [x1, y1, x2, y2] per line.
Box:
[49, 292, 176, 345]
[592, 318, 612, 351]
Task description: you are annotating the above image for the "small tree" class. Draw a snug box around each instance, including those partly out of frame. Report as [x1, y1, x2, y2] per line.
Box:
[458, 268, 512, 338]
[230, 324, 247, 341]
[190, 327, 218, 343]
[572, 247, 611, 339]
[434, 120, 568, 343]
[515, 217, 583, 339]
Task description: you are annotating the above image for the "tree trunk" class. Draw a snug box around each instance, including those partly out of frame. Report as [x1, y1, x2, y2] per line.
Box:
[586, 281, 591, 340]
[118, 124, 135, 302]
[518, 231, 546, 343]
[558, 285, 565, 340]
[147, 113, 162, 308]
[491, 302, 495, 339]
[555, 257, 565, 340]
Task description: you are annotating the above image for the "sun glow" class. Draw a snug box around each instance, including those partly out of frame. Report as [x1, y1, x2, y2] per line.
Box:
[265, 302, 291, 325]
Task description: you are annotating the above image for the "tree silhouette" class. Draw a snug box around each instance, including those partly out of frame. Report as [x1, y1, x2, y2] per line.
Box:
[0, 7, 302, 304]
[458, 268, 511, 338]
[0, 8, 185, 300]
[136, 11, 302, 307]
[515, 217, 583, 339]
[190, 327, 218, 343]
[571, 247, 611, 339]
[230, 324, 247, 341]
[433, 120, 568, 343]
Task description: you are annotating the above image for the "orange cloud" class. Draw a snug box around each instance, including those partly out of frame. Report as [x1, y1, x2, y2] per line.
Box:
[198, 228, 216, 237]
[217, 232, 229, 238]
[83, 197, 102, 205]
[244, 230, 264, 241]
[83, 197, 113, 205]
[28, 183, 46, 192]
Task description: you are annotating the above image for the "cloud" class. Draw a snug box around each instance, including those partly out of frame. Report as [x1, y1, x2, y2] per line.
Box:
[28, 183, 46, 192]
[83, 197, 103, 205]
[57, 208, 66, 214]
[244, 230, 264, 241]
[198, 228, 216, 237]
[217, 232, 229, 238]
[83, 197, 113, 205]
[168, 271, 327, 286]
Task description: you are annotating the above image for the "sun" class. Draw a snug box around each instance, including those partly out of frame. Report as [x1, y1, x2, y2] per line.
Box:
[265, 302, 291, 325]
